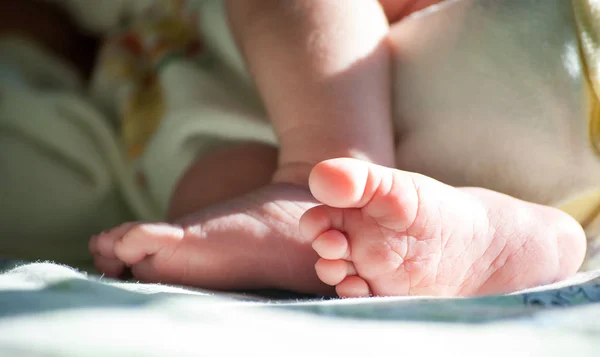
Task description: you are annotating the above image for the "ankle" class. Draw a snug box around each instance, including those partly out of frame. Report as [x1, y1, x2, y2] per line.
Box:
[272, 162, 314, 187]
[277, 126, 396, 169]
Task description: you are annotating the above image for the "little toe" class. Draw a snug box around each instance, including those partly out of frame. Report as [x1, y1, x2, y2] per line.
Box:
[93, 222, 140, 259]
[312, 230, 350, 260]
[93, 254, 126, 277]
[114, 223, 185, 265]
[315, 258, 356, 286]
[336, 276, 372, 298]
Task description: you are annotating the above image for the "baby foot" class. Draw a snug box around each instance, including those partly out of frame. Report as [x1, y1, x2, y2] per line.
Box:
[300, 158, 586, 297]
[89, 184, 333, 295]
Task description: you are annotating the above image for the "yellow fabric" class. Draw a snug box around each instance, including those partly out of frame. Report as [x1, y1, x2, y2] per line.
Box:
[564, 1, 600, 229]
[558, 0, 600, 225]
[90, 0, 203, 160]
[559, 0, 600, 267]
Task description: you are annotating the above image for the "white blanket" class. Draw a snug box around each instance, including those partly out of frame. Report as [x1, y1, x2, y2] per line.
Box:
[0, 261, 599, 356]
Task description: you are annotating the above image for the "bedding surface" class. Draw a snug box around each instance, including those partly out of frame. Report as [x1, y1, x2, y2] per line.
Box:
[0, 260, 599, 356]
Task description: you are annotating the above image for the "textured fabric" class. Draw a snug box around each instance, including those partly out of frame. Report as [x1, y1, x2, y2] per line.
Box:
[0, 261, 599, 356]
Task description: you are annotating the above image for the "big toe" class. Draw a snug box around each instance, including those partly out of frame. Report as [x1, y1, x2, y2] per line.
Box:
[309, 158, 378, 208]
[309, 158, 423, 232]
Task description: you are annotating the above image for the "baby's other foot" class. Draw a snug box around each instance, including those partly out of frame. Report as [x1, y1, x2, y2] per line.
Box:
[300, 158, 586, 297]
[89, 184, 333, 295]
